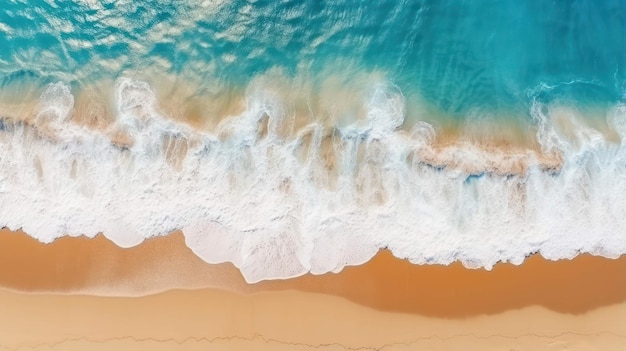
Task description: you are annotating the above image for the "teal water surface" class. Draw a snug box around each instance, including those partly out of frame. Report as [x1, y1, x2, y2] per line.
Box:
[0, 0, 624, 119]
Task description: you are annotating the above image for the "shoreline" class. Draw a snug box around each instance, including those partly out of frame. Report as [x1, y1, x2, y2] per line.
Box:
[1, 229, 625, 350]
[1, 228, 625, 316]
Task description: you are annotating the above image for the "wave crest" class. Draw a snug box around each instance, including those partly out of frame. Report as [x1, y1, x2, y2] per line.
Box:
[0, 77, 625, 282]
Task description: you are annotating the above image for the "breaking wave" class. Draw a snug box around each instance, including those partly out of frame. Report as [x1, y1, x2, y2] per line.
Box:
[1, 76, 625, 283]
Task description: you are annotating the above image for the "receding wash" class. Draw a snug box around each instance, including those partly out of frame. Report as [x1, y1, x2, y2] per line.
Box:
[0, 0, 625, 282]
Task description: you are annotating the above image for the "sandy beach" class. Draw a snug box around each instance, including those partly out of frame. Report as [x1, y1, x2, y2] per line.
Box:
[0, 228, 625, 350]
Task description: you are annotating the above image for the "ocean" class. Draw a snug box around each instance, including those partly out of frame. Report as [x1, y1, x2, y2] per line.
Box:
[0, 0, 625, 282]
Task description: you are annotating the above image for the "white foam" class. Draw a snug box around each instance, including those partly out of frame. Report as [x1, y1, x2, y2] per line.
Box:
[1, 78, 625, 283]
[37, 82, 74, 123]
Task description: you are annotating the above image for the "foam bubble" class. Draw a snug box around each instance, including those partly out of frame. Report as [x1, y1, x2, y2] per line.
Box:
[1, 77, 625, 283]
[366, 82, 406, 137]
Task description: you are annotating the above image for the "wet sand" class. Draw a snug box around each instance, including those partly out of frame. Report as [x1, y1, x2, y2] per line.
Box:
[0, 228, 625, 350]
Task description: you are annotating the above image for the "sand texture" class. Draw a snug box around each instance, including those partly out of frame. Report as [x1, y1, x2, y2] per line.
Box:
[0, 229, 625, 350]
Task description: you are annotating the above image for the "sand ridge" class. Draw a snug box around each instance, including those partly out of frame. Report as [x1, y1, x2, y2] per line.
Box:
[0, 284, 625, 350]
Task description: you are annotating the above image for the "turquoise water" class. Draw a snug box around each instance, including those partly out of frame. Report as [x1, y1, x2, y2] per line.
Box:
[1, 0, 624, 116]
[1, 0, 626, 281]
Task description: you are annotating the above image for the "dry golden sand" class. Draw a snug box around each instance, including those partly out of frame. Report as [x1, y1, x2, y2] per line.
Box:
[0, 229, 625, 350]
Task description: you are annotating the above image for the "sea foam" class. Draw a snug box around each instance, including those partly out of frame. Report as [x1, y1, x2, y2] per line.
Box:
[1, 77, 625, 283]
